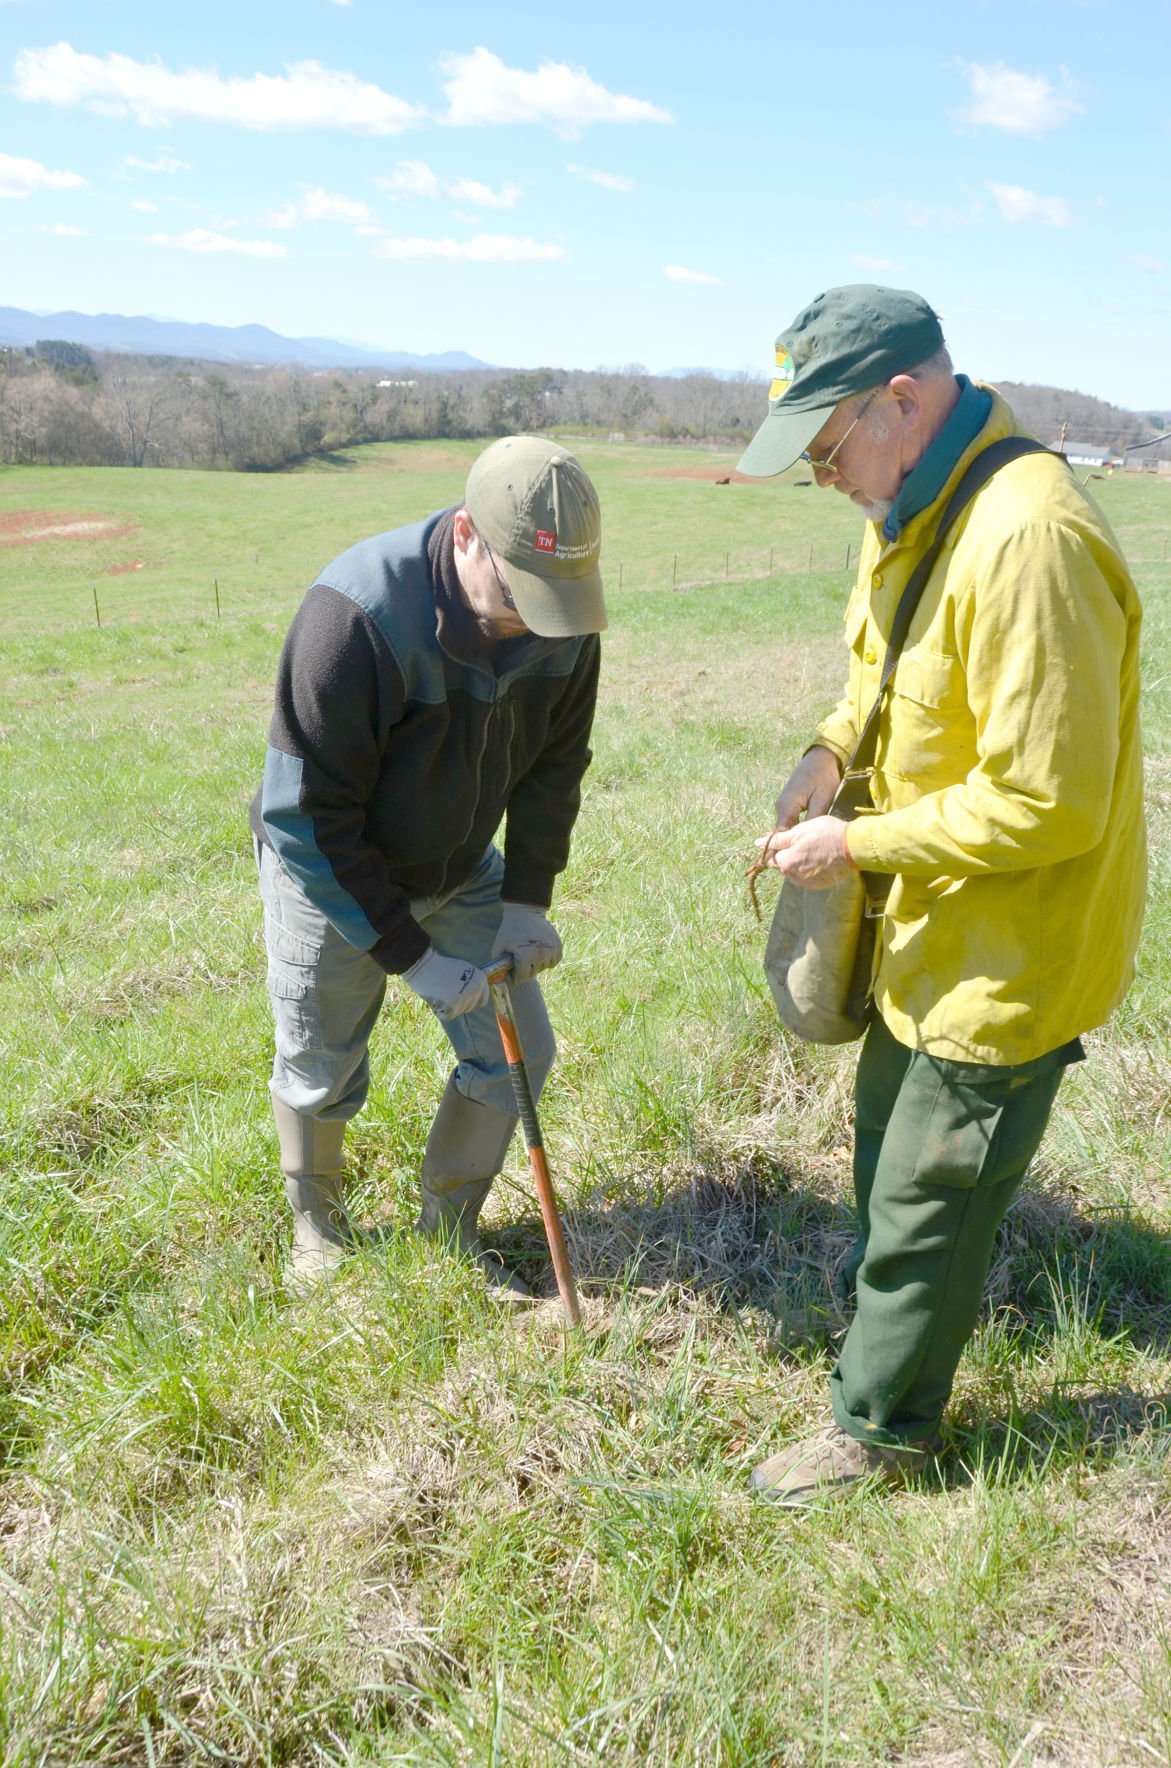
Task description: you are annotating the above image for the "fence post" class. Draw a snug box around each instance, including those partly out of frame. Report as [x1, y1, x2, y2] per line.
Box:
[808, 543, 814, 569]
[672, 554, 677, 586]
[92, 584, 101, 629]
[214, 576, 221, 620]
[725, 551, 729, 577]
[769, 546, 774, 572]
[845, 543, 851, 571]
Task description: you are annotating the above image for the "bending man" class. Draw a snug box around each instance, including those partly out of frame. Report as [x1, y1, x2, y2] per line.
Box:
[251, 437, 606, 1298]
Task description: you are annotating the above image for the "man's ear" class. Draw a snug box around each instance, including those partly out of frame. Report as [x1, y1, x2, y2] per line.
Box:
[452, 506, 476, 555]
[887, 373, 925, 433]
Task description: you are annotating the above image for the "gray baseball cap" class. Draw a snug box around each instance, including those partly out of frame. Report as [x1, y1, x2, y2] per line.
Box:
[737, 284, 945, 477]
[465, 436, 607, 637]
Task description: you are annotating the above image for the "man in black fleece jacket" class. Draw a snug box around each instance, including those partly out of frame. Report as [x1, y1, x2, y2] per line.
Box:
[250, 437, 606, 1296]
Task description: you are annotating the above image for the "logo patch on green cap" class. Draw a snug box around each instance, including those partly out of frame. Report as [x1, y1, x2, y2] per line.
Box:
[769, 347, 795, 404]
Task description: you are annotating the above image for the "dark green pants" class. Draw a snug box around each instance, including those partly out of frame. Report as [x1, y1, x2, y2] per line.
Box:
[829, 1015, 1078, 1449]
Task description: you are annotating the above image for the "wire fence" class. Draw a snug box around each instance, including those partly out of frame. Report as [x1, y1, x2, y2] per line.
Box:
[18, 528, 1171, 634]
[606, 530, 1171, 596]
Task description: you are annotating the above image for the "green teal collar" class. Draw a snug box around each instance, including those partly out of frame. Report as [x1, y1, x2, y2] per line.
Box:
[881, 375, 993, 542]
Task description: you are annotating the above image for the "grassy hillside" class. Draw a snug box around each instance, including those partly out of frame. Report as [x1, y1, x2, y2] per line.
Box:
[1, 443, 1170, 1765]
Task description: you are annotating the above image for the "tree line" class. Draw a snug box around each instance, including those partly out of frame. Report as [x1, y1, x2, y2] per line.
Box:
[1, 341, 1164, 472]
[0, 344, 769, 471]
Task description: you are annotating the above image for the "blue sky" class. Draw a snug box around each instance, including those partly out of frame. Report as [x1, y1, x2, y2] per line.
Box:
[1, 0, 1168, 409]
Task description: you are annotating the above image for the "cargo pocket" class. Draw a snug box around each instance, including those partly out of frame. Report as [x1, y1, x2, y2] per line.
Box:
[906, 1068, 1014, 1192]
[264, 912, 321, 1052]
[906, 1058, 1062, 1194]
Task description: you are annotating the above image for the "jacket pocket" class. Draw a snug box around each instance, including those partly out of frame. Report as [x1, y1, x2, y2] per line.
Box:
[892, 646, 957, 709]
[844, 592, 869, 657]
[881, 645, 971, 784]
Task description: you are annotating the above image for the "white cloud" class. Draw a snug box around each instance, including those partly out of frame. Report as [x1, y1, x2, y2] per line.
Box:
[848, 254, 904, 273]
[269, 186, 377, 229]
[446, 176, 521, 210]
[567, 163, 635, 192]
[14, 43, 423, 133]
[127, 198, 159, 213]
[1127, 252, 1165, 273]
[124, 153, 190, 173]
[377, 159, 520, 209]
[439, 47, 672, 134]
[0, 150, 85, 198]
[326, 0, 351, 6]
[372, 232, 568, 263]
[150, 228, 289, 257]
[664, 264, 721, 286]
[379, 160, 441, 199]
[986, 181, 1072, 226]
[35, 221, 86, 235]
[955, 61, 1082, 134]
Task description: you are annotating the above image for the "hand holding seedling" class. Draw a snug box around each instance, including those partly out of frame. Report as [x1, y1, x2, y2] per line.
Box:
[754, 816, 856, 888]
[746, 744, 845, 912]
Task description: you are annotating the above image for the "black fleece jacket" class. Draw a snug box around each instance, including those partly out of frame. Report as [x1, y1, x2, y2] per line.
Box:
[250, 508, 600, 973]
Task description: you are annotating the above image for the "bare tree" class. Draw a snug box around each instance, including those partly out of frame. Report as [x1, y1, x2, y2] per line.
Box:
[101, 371, 174, 467]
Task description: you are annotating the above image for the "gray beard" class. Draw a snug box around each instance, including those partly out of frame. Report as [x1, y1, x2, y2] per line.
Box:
[857, 496, 895, 524]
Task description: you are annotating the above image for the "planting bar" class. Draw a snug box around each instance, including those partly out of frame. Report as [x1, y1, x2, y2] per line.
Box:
[486, 958, 582, 1327]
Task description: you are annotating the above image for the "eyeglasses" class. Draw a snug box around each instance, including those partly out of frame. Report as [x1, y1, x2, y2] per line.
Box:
[801, 388, 881, 475]
[482, 538, 518, 612]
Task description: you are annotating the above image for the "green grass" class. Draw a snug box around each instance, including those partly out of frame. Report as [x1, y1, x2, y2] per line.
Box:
[1, 442, 1170, 1765]
[0, 438, 866, 637]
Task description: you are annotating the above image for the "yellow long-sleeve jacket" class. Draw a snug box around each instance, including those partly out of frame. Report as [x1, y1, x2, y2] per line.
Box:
[817, 391, 1146, 1065]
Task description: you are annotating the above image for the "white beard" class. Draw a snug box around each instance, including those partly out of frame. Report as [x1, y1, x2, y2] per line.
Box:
[856, 496, 895, 524]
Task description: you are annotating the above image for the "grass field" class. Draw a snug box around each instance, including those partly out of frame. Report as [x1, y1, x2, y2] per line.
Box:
[2, 440, 1171, 1766]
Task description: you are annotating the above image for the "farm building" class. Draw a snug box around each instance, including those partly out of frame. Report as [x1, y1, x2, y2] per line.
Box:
[1062, 442, 1113, 466]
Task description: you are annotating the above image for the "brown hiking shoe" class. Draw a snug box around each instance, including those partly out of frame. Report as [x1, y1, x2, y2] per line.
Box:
[750, 1424, 940, 1507]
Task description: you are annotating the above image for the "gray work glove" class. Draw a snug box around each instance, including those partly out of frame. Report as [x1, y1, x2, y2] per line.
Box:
[491, 902, 563, 986]
[402, 947, 489, 1018]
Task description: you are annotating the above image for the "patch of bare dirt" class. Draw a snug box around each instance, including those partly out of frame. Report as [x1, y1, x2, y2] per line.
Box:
[0, 510, 138, 548]
[106, 559, 146, 574]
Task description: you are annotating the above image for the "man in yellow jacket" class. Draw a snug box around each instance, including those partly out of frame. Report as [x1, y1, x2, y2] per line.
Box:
[739, 285, 1145, 1505]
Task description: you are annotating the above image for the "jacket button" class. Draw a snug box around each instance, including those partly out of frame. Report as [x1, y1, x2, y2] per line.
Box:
[872, 572, 884, 589]
[864, 647, 877, 665]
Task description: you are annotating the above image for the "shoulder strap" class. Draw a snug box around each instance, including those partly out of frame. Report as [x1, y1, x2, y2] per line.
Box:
[842, 436, 1056, 785]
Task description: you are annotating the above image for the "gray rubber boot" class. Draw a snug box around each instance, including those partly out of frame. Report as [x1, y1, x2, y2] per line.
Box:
[418, 1077, 532, 1305]
[273, 1099, 351, 1296]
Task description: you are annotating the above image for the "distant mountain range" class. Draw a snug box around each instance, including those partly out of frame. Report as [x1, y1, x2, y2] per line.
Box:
[0, 306, 490, 372]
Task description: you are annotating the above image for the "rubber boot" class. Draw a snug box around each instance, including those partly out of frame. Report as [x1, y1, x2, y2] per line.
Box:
[417, 1077, 532, 1305]
[273, 1098, 351, 1296]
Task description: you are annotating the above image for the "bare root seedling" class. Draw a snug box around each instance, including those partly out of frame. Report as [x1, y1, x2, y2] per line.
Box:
[745, 849, 776, 923]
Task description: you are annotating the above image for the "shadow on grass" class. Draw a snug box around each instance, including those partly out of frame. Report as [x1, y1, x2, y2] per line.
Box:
[946, 1385, 1171, 1486]
[267, 449, 358, 473]
[990, 1184, 1171, 1356]
[495, 1157, 848, 1324]
[493, 1159, 1171, 1357]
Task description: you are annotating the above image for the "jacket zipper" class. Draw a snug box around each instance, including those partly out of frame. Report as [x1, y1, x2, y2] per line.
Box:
[437, 685, 504, 899]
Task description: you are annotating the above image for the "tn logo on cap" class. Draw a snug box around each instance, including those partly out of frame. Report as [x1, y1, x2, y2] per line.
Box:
[769, 348, 794, 403]
[535, 529, 556, 553]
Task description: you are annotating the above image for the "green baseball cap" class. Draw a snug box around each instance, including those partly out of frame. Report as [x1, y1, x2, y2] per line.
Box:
[465, 436, 607, 637]
[736, 284, 945, 478]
